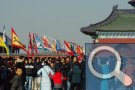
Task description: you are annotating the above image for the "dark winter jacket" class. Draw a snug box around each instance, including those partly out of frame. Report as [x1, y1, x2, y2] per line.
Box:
[61, 63, 71, 77]
[71, 63, 81, 84]
[10, 75, 24, 90]
[55, 62, 62, 71]
[25, 63, 34, 76]
[33, 62, 42, 77]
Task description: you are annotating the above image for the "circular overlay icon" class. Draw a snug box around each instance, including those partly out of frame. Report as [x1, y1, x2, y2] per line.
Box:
[88, 46, 132, 86]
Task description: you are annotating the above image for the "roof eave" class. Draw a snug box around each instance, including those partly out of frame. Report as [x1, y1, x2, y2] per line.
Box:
[81, 5, 119, 35]
[80, 27, 97, 36]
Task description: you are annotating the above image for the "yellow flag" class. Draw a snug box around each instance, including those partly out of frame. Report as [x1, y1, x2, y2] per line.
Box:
[11, 27, 30, 57]
[0, 39, 2, 46]
[12, 27, 25, 48]
[0, 37, 9, 55]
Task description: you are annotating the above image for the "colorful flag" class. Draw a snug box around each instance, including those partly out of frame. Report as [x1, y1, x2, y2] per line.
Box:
[28, 32, 34, 56]
[11, 27, 25, 48]
[43, 35, 52, 50]
[55, 40, 64, 51]
[76, 45, 83, 55]
[70, 43, 77, 56]
[48, 37, 56, 51]
[34, 34, 45, 50]
[64, 40, 74, 56]
[3, 25, 6, 43]
[0, 37, 9, 55]
[11, 27, 30, 56]
[3, 25, 10, 54]
[28, 32, 32, 49]
[33, 33, 38, 54]
[75, 45, 84, 60]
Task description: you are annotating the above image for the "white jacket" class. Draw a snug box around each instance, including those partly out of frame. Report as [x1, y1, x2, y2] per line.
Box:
[37, 65, 54, 90]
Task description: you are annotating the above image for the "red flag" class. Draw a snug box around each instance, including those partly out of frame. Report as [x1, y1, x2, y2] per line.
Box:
[64, 40, 74, 56]
[76, 45, 83, 55]
[28, 32, 34, 56]
[43, 35, 52, 50]
[76, 45, 84, 61]
[33, 33, 38, 54]
[28, 32, 32, 50]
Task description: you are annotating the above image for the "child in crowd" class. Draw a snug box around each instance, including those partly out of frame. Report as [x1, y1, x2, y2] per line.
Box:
[50, 69, 66, 90]
[10, 67, 24, 90]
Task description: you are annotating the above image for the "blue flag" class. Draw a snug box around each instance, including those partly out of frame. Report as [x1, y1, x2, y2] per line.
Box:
[35, 34, 50, 52]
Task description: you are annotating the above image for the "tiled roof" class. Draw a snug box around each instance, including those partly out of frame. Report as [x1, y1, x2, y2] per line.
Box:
[81, 5, 135, 36]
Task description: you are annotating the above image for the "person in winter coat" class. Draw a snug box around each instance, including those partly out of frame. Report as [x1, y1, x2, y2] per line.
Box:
[37, 61, 54, 90]
[70, 56, 81, 90]
[55, 59, 62, 72]
[32, 57, 42, 90]
[10, 67, 24, 90]
[25, 57, 34, 90]
[61, 57, 69, 90]
[15, 56, 26, 88]
[65, 56, 72, 90]
[50, 69, 66, 90]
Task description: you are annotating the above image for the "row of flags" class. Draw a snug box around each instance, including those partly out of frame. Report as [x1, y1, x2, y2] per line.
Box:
[0, 26, 84, 59]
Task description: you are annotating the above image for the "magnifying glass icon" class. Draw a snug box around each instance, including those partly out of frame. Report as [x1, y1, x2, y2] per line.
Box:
[88, 46, 132, 86]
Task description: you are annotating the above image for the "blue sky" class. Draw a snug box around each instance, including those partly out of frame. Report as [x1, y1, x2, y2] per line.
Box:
[0, 0, 133, 48]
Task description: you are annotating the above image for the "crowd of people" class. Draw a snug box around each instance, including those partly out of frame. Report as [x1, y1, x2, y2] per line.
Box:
[0, 55, 85, 90]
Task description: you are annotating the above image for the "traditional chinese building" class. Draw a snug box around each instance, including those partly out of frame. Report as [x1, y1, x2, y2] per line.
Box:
[81, 1, 135, 44]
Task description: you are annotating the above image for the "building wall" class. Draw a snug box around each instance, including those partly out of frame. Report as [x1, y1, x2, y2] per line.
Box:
[95, 38, 135, 43]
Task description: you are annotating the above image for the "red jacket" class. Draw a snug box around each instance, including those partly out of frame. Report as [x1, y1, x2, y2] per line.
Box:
[50, 72, 66, 84]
